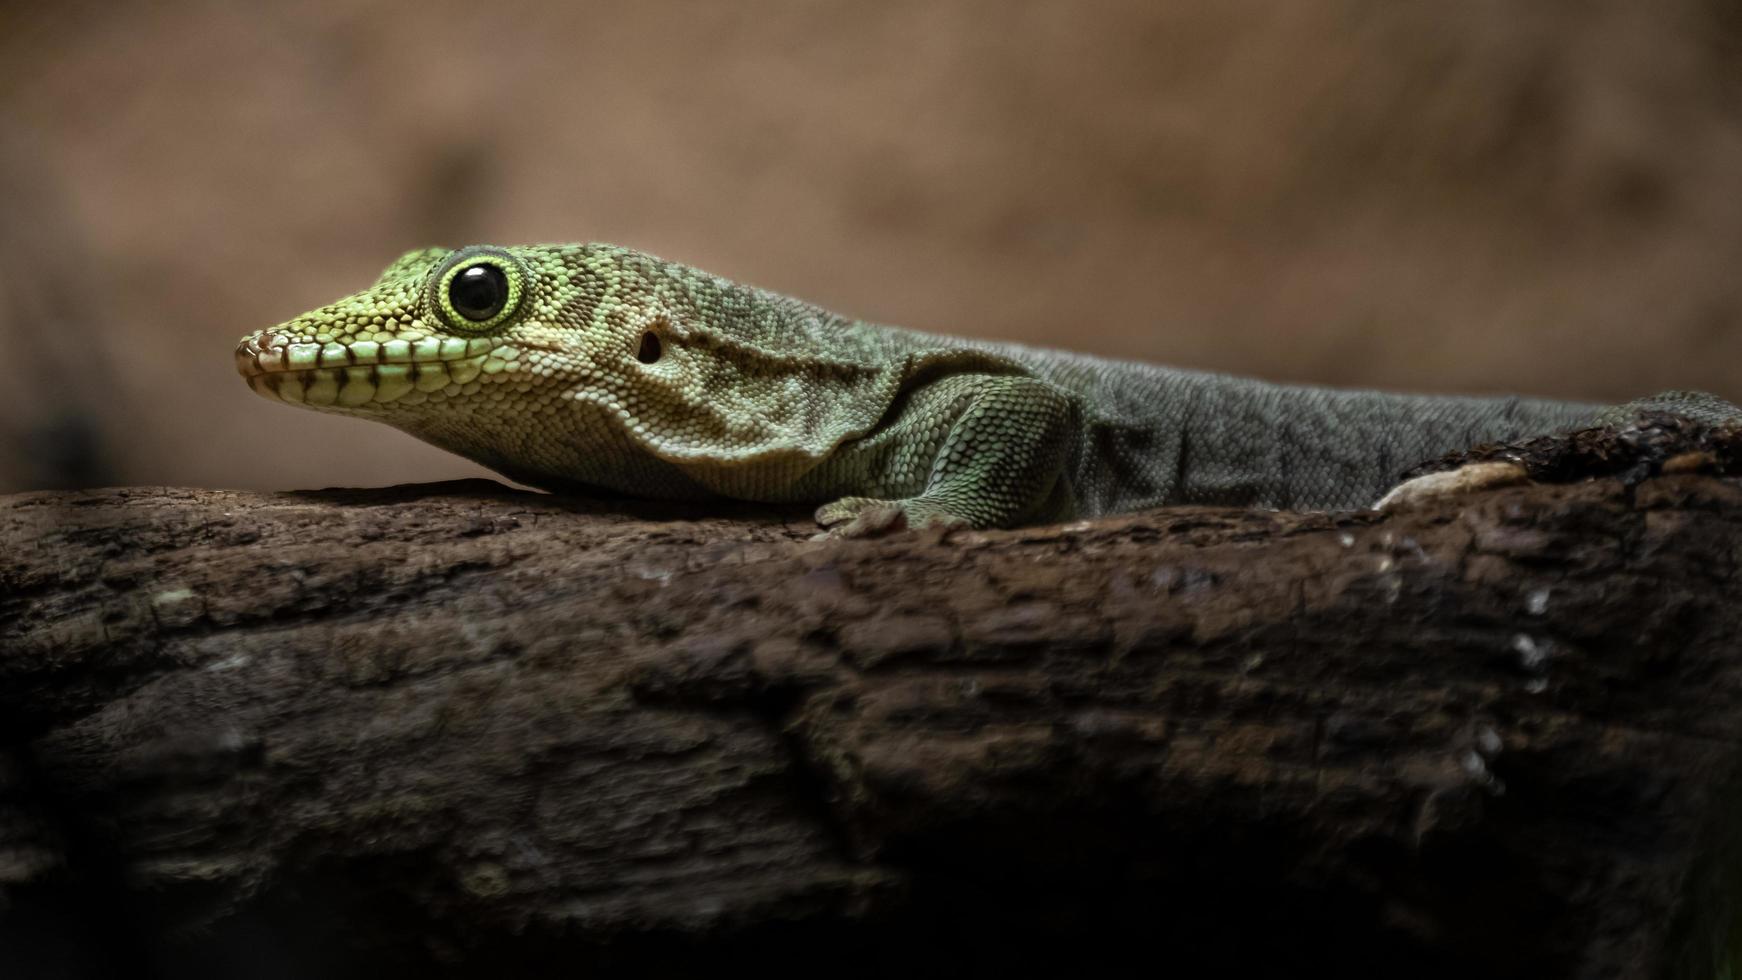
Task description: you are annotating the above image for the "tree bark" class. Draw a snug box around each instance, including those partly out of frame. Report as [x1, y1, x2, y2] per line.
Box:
[4, 419, 1742, 979]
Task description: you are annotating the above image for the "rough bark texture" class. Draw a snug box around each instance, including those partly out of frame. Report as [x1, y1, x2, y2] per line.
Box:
[4, 419, 1742, 979]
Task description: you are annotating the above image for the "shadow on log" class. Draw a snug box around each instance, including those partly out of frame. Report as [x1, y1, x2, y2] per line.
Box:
[3, 416, 1742, 979]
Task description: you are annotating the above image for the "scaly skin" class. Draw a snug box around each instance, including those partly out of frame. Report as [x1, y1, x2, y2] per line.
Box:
[236, 243, 1730, 534]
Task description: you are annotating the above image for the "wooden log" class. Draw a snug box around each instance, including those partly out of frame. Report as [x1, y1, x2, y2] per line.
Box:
[3, 418, 1741, 978]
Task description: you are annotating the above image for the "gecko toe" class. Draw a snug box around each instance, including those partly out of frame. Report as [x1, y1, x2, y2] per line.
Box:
[1374, 460, 1530, 510]
[814, 496, 970, 538]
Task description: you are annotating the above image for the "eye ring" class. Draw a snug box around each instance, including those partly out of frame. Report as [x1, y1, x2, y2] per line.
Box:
[429, 249, 528, 332]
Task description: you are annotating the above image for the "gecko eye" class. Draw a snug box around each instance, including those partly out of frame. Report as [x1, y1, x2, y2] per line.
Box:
[431, 250, 526, 332]
[449, 264, 509, 322]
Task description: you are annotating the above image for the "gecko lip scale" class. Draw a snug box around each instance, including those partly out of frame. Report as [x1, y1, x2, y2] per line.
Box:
[234, 332, 502, 376]
[236, 332, 513, 407]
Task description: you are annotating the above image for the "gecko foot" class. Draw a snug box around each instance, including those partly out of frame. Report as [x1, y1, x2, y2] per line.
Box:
[1373, 460, 1530, 511]
[813, 496, 970, 539]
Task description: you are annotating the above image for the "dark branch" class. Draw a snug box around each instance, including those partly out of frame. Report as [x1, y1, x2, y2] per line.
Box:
[4, 418, 1741, 978]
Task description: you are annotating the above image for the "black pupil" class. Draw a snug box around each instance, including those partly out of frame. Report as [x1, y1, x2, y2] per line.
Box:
[449, 264, 509, 322]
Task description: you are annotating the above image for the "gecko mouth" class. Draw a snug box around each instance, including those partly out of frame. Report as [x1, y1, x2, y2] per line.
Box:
[235, 331, 512, 408]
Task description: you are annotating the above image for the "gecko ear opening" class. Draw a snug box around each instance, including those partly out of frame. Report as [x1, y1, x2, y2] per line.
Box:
[637, 331, 663, 364]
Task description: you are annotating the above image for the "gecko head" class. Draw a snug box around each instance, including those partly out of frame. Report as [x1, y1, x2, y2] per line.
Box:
[236, 244, 573, 419]
[234, 242, 700, 475]
[237, 241, 856, 489]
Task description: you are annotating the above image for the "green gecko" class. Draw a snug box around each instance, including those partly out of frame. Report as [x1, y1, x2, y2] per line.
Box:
[236, 243, 1736, 536]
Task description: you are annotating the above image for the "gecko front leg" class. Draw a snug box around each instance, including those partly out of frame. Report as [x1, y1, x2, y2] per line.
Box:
[815, 376, 1078, 537]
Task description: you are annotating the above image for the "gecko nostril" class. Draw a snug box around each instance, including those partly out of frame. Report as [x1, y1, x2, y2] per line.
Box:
[636, 331, 662, 364]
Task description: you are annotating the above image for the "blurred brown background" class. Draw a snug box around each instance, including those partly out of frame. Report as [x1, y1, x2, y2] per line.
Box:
[3, 0, 1740, 494]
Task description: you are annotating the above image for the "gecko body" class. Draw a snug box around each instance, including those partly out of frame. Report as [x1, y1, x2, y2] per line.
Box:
[236, 243, 1727, 534]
